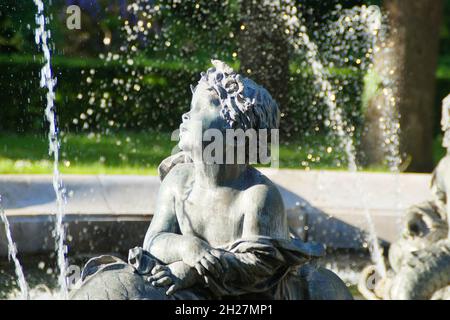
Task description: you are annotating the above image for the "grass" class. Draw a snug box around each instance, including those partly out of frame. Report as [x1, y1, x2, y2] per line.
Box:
[1, 131, 446, 175]
[0, 132, 175, 175]
[0, 131, 353, 175]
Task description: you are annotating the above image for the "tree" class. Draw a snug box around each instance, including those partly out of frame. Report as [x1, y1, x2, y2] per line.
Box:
[362, 0, 444, 172]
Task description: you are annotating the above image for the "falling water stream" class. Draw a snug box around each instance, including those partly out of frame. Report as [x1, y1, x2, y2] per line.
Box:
[298, 28, 387, 278]
[33, 0, 68, 299]
[0, 195, 29, 299]
[281, 4, 389, 277]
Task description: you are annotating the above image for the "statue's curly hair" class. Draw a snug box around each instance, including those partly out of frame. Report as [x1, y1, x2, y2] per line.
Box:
[191, 60, 280, 131]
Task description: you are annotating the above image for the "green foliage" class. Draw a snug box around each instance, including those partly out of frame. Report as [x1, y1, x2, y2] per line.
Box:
[0, 53, 367, 146]
[0, 54, 196, 133]
[439, 0, 450, 58]
[0, 1, 36, 54]
[1, 0, 449, 151]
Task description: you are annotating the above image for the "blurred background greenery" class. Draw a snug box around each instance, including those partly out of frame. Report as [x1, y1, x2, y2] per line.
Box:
[0, 0, 449, 174]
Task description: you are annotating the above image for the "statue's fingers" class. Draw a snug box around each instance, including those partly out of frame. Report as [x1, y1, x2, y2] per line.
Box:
[148, 270, 169, 282]
[166, 283, 180, 296]
[194, 262, 206, 276]
[200, 257, 219, 277]
[152, 276, 172, 287]
[204, 252, 224, 274]
[209, 250, 229, 270]
[194, 263, 210, 286]
[151, 264, 167, 275]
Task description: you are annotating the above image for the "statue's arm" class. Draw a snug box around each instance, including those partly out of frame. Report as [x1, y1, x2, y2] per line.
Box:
[197, 184, 290, 296]
[142, 179, 182, 264]
[143, 168, 212, 265]
[241, 183, 289, 239]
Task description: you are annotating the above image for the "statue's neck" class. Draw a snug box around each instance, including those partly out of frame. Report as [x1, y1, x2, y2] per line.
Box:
[194, 162, 247, 188]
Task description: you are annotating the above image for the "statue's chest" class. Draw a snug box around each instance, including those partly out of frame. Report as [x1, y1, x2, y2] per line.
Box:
[175, 187, 244, 246]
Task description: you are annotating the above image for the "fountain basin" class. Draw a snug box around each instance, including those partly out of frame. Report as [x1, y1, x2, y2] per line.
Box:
[0, 170, 431, 256]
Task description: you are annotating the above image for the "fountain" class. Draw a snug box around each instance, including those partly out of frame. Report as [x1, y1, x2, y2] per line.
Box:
[278, 2, 390, 278]
[33, 0, 68, 299]
[0, 195, 28, 299]
[1, 0, 445, 300]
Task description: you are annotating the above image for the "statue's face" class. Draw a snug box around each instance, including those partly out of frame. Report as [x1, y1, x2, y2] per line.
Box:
[178, 82, 228, 152]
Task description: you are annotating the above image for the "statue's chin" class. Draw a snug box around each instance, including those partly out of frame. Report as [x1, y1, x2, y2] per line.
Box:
[178, 140, 191, 153]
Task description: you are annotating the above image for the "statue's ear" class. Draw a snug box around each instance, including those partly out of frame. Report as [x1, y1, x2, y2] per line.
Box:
[158, 151, 193, 181]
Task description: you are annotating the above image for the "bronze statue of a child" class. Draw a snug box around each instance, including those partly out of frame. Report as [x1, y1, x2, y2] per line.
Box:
[70, 61, 350, 300]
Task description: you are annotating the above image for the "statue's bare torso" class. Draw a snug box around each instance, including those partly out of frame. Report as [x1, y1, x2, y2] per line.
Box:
[166, 163, 289, 248]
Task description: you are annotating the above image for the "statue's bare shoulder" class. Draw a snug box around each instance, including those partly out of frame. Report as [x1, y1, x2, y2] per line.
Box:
[243, 167, 284, 207]
[239, 168, 288, 238]
[159, 162, 195, 196]
[432, 153, 450, 192]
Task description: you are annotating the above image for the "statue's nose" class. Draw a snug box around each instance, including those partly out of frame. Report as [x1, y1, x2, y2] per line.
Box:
[182, 112, 190, 122]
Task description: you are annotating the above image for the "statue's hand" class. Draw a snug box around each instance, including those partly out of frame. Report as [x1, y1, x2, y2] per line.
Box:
[181, 236, 212, 266]
[193, 249, 230, 279]
[147, 264, 173, 288]
[147, 261, 200, 296]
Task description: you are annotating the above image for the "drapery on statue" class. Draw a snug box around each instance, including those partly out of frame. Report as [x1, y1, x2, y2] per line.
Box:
[69, 60, 352, 300]
[359, 94, 450, 300]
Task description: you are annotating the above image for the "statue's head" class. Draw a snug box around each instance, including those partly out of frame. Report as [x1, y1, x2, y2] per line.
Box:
[178, 60, 280, 158]
[442, 94, 450, 149]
